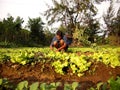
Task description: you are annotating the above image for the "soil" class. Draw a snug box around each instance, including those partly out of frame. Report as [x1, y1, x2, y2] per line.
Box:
[0, 60, 120, 89]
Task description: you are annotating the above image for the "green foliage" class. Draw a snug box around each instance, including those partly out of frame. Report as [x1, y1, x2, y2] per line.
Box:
[0, 15, 52, 47]
[27, 17, 45, 44]
[64, 82, 79, 90]
[0, 79, 2, 85]
[0, 47, 120, 90]
[0, 16, 24, 43]
[44, 29, 54, 45]
[0, 78, 14, 89]
[50, 51, 91, 76]
[102, 83, 108, 90]
[103, 1, 120, 45]
[64, 83, 72, 90]
[29, 82, 39, 90]
[0, 76, 120, 90]
[0, 47, 120, 76]
[73, 25, 92, 46]
[50, 47, 120, 76]
[96, 82, 104, 90]
[9, 50, 35, 65]
[73, 26, 85, 41]
[45, 0, 97, 27]
[40, 83, 46, 90]
[71, 82, 79, 90]
[108, 77, 120, 90]
[0, 79, 78, 90]
[0, 41, 18, 48]
[92, 48, 120, 68]
[89, 82, 107, 90]
[44, 0, 101, 46]
[40, 82, 60, 90]
[0, 54, 10, 63]
[70, 54, 91, 76]
[15, 81, 28, 90]
[89, 77, 120, 90]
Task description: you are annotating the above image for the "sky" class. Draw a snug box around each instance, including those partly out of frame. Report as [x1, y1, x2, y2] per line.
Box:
[0, 0, 120, 28]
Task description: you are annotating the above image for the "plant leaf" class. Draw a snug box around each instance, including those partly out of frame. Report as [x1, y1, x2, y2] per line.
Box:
[30, 82, 39, 90]
[71, 82, 79, 90]
[96, 82, 103, 90]
[40, 83, 46, 90]
[64, 83, 72, 90]
[16, 81, 28, 90]
[0, 79, 2, 85]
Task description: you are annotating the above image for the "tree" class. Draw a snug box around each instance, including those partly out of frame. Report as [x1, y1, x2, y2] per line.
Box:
[27, 17, 45, 44]
[17, 29, 30, 45]
[102, 0, 120, 45]
[0, 15, 28, 46]
[44, 0, 97, 33]
[103, 1, 114, 36]
[44, 27, 54, 45]
[2, 16, 15, 42]
[84, 17, 100, 43]
[0, 21, 4, 37]
[95, 0, 111, 4]
[110, 8, 120, 44]
[1, 16, 24, 42]
[14, 16, 24, 31]
[44, 0, 101, 46]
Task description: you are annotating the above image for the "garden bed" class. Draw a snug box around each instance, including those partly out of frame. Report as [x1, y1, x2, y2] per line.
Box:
[0, 47, 120, 89]
[0, 61, 120, 89]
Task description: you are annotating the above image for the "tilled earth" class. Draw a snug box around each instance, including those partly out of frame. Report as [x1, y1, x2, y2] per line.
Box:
[0, 61, 120, 89]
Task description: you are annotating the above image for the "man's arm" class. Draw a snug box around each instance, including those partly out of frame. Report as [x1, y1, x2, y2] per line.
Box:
[50, 36, 56, 50]
[50, 45, 53, 50]
[56, 35, 68, 51]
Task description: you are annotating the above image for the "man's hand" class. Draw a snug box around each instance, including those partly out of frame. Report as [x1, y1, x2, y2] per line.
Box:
[50, 45, 53, 50]
[56, 49, 59, 52]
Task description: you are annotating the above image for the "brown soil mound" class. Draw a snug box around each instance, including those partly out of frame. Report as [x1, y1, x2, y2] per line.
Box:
[0, 61, 120, 89]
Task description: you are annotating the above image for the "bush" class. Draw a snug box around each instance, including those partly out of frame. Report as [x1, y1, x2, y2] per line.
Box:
[0, 42, 18, 48]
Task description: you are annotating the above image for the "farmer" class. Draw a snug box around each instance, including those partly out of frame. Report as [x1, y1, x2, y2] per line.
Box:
[50, 30, 72, 52]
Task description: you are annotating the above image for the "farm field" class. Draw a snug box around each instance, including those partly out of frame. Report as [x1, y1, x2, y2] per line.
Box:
[0, 46, 120, 89]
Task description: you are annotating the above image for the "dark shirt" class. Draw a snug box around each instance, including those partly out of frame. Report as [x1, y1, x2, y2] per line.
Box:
[63, 35, 72, 45]
[50, 35, 72, 46]
[50, 36, 59, 46]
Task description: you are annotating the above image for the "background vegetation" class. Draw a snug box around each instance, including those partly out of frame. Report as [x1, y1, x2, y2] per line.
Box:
[0, 0, 120, 47]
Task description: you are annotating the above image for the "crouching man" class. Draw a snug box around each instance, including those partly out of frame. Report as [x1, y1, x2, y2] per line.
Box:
[50, 30, 72, 52]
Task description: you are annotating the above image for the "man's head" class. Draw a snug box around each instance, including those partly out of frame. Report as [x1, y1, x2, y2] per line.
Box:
[56, 30, 63, 40]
